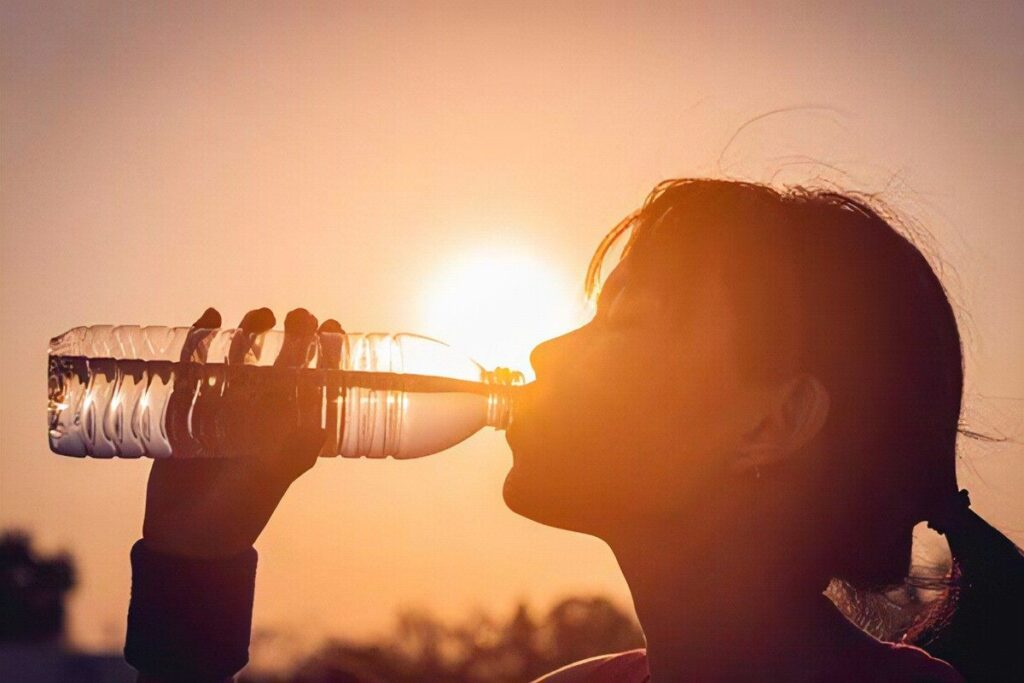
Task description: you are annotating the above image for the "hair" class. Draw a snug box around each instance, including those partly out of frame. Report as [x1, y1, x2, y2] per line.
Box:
[585, 179, 1023, 674]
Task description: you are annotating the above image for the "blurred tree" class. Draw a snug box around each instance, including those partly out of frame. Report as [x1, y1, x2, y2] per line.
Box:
[538, 596, 641, 667]
[241, 595, 643, 683]
[0, 530, 76, 643]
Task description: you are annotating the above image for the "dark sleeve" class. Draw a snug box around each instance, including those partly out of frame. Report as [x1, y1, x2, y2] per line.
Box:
[124, 539, 258, 683]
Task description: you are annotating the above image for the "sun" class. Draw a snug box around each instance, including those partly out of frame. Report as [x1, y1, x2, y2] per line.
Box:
[421, 247, 587, 381]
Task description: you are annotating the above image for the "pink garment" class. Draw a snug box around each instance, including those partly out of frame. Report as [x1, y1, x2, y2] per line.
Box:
[533, 643, 964, 682]
[534, 648, 649, 683]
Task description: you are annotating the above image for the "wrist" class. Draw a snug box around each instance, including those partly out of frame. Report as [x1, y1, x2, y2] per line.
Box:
[141, 530, 255, 560]
[125, 539, 258, 681]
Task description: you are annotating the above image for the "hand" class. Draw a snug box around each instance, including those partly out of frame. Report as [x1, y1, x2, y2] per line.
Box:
[141, 307, 343, 558]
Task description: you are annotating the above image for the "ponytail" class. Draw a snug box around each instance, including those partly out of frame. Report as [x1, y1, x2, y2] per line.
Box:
[912, 489, 1024, 681]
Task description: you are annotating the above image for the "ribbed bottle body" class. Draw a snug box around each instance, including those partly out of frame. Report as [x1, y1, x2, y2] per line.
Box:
[47, 326, 520, 459]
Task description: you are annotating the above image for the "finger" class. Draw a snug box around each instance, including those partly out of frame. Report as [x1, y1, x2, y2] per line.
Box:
[220, 308, 275, 459]
[274, 308, 319, 368]
[179, 307, 222, 363]
[317, 319, 346, 457]
[228, 307, 276, 365]
[316, 319, 345, 369]
[276, 310, 323, 461]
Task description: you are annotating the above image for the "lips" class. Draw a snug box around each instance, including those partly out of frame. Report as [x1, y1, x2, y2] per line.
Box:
[504, 420, 520, 451]
[509, 383, 533, 421]
[505, 382, 537, 453]
[505, 410, 527, 450]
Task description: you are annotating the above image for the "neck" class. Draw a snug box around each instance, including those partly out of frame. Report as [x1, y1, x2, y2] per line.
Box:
[607, 517, 845, 681]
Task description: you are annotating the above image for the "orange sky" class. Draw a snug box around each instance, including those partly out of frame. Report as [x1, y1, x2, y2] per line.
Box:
[2, 2, 1022, 655]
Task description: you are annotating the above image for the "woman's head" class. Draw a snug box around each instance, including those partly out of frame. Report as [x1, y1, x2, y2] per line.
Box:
[504, 178, 964, 591]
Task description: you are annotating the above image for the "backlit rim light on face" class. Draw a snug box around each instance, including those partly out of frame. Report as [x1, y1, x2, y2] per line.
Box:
[421, 247, 587, 381]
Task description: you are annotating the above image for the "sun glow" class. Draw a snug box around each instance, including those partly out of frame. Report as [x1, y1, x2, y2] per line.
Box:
[422, 247, 587, 381]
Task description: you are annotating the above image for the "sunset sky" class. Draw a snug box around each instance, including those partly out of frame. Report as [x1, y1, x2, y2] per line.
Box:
[2, 2, 1022, 657]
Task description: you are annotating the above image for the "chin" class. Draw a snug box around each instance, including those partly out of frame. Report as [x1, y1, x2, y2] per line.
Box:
[502, 465, 596, 534]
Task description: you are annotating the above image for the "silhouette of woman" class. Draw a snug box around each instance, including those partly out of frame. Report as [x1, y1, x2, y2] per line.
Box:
[125, 179, 1022, 682]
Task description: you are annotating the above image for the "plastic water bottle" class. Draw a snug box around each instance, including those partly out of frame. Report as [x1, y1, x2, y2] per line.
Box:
[47, 325, 523, 459]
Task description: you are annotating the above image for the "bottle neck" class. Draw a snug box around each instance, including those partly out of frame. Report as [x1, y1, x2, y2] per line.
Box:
[482, 368, 522, 431]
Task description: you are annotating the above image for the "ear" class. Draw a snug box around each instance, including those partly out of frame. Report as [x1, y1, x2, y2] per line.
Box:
[730, 373, 830, 475]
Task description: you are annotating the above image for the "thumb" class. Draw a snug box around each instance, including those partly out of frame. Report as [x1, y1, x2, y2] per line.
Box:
[277, 426, 327, 482]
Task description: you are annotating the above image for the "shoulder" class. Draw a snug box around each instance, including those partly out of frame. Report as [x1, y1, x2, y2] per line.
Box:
[881, 643, 964, 683]
[532, 648, 649, 683]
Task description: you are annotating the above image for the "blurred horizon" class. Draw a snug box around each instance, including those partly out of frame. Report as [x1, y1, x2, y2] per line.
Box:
[2, 1, 1023, 656]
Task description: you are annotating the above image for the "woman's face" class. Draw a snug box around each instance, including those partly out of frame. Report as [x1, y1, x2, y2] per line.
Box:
[503, 253, 773, 535]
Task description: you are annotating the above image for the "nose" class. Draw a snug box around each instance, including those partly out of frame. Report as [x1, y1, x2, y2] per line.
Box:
[530, 326, 585, 378]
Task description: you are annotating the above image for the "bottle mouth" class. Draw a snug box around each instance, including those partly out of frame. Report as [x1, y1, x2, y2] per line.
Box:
[483, 367, 525, 430]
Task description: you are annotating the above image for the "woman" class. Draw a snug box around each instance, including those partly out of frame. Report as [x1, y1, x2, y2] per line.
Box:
[125, 179, 1021, 682]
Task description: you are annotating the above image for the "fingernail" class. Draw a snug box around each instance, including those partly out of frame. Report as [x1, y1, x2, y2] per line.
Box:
[195, 308, 221, 328]
[285, 309, 317, 334]
[319, 319, 344, 334]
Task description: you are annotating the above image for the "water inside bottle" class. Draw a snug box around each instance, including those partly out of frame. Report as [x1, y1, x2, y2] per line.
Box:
[48, 354, 517, 459]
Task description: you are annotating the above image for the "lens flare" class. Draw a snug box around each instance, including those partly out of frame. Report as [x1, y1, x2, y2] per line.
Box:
[422, 247, 586, 380]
